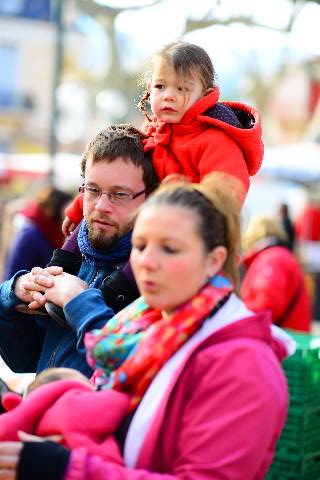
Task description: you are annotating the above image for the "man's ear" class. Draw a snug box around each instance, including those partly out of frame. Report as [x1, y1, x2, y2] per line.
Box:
[207, 246, 227, 277]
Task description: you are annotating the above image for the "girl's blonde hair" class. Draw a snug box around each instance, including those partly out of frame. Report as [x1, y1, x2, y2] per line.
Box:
[138, 41, 217, 122]
[137, 172, 243, 294]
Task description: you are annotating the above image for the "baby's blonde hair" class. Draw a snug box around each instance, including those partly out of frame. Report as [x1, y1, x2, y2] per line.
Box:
[26, 368, 90, 396]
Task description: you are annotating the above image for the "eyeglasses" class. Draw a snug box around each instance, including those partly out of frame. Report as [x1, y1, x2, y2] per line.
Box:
[79, 185, 146, 206]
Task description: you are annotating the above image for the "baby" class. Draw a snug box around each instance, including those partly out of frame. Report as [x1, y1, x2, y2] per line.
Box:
[0, 367, 129, 464]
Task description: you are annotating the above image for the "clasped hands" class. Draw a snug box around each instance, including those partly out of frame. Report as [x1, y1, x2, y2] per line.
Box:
[14, 266, 88, 310]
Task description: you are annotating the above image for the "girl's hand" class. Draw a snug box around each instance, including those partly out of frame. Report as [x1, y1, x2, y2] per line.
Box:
[62, 216, 76, 236]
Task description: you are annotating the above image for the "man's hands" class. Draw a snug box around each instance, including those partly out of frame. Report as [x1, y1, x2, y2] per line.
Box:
[40, 271, 88, 307]
[14, 266, 88, 309]
[14, 266, 62, 309]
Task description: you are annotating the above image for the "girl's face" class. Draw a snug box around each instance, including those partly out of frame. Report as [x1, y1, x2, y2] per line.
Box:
[149, 60, 205, 123]
[130, 204, 227, 315]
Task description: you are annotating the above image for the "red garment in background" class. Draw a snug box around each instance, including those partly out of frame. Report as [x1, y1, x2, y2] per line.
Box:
[295, 204, 320, 241]
[20, 201, 65, 248]
[242, 245, 312, 332]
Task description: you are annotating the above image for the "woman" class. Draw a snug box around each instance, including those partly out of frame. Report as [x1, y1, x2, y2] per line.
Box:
[241, 214, 312, 332]
[0, 173, 292, 479]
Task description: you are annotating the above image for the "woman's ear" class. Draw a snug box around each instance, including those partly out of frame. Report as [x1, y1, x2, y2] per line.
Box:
[207, 246, 227, 277]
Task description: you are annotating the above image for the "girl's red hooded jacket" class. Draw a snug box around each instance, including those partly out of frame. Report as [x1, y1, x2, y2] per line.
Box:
[65, 88, 263, 224]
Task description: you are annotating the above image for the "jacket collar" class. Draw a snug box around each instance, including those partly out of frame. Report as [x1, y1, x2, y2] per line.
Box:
[180, 87, 220, 124]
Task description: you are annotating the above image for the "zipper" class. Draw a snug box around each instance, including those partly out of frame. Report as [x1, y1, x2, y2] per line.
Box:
[88, 270, 100, 288]
[82, 255, 101, 288]
[48, 349, 57, 367]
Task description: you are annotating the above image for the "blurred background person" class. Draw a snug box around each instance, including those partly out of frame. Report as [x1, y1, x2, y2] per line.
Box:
[241, 214, 312, 332]
[294, 198, 320, 242]
[0, 197, 27, 281]
[294, 196, 320, 323]
[277, 202, 295, 251]
[3, 187, 72, 280]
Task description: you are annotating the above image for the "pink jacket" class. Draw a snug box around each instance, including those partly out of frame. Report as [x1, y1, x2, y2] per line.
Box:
[65, 296, 289, 480]
[0, 380, 129, 464]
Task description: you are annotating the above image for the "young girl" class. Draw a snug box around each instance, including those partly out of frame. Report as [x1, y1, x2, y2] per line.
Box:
[63, 40, 263, 233]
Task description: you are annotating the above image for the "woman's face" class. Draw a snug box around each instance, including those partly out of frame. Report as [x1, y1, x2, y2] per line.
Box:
[130, 204, 226, 315]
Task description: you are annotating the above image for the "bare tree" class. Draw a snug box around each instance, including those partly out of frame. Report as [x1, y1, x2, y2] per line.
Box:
[73, 0, 320, 140]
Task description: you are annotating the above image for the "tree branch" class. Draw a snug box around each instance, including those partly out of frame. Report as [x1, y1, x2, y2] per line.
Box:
[76, 0, 166, 18]
[185, 1, 320, 35]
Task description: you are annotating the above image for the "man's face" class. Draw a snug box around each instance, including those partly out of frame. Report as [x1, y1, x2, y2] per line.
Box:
[83, 157, 146, 250]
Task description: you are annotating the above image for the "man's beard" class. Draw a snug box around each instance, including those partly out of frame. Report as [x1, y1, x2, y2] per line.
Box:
[86, 219, 131, 250]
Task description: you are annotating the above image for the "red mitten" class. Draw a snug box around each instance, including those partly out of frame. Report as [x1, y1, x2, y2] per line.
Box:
[1, 392, 23, 411]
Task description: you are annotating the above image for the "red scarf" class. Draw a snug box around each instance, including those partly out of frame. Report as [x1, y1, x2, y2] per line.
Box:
[85, 276, 233, 410]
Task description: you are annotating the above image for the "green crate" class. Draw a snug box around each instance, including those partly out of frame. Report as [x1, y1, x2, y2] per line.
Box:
[286, 382, 320, 408]
[285, 330, 320, 350]
[276, 421, 320, 456]
[283, 405, 320, 435]
[267, 331, 320, 478]
[274, 406, 320, 455]
[266, 450, 320, 480]
[282, 330, 320, 407]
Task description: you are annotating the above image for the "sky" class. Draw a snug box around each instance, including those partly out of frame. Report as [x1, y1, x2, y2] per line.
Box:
[93, 0, 320, 61]
[85, 0, 320, 100]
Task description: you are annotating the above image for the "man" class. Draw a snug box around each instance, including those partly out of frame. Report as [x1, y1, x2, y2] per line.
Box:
[0, 124, 157, 377]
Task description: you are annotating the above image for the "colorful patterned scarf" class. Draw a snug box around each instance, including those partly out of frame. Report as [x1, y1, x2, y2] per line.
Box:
[85, 275, 233, 411]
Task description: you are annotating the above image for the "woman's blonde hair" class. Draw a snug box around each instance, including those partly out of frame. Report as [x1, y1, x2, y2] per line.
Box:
[137, 172, 243, 294]
[242, 215, 288, 254]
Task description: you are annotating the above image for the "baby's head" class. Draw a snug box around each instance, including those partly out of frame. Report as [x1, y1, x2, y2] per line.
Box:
[139, 41, 217, 123]
[26, 368, 91, 397]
